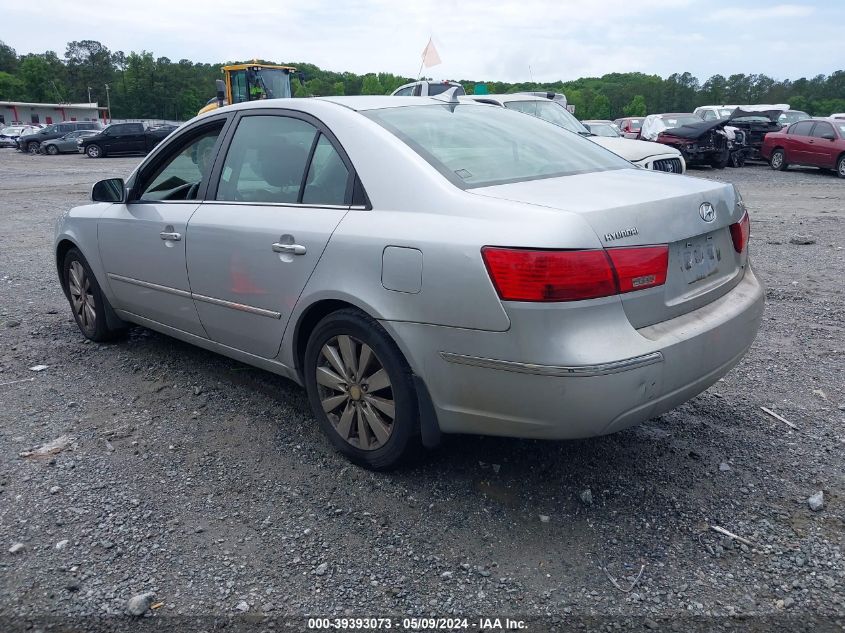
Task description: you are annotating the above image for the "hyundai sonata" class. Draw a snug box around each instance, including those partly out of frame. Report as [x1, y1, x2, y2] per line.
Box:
[55, 96, 764, 469]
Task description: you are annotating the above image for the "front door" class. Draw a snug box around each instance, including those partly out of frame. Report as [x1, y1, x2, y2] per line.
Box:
[186, 112, 353, 358]
[98, 120, 227, 336]
[808, 121, 837, 168]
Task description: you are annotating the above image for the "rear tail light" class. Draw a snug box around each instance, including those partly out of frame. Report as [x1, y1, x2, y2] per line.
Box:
[729, 211, 750, 253]
[481, 245, 668, 302]
[606, 246, 668, 293]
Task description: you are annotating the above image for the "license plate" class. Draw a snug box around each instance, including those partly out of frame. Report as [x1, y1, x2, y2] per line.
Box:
[679, 236, 720, 284]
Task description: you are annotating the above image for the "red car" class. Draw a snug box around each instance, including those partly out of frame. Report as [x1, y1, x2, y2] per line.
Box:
[761, 118, 845, 177]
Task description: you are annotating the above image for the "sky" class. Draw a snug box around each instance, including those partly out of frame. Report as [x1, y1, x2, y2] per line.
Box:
[3, 0, 842, 83]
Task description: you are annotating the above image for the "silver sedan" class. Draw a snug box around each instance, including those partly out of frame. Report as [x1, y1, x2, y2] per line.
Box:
[55, 96, 764, 469]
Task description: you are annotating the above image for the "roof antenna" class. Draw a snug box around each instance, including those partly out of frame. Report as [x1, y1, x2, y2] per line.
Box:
[432, 86, 460, 104]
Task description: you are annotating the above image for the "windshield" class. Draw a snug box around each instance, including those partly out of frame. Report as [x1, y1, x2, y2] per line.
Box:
[778, 111, 810, 125]
[503, 100, 589, 134]
[1, 127, 23, 135]
[661, 115, 701, 127]
[364, 104, 629, 189]
[586, 123, 620, 137]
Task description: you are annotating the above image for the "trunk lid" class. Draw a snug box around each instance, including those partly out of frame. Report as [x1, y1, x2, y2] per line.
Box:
[470, 168, 748, 328]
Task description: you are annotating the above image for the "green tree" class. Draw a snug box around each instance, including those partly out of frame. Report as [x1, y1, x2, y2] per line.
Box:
[0, 41, 17, 74]
[591, 94, 611, 119]
[0, 71, 23, 100]
[623, 94, 647, 116]
[360, 74, 383, 95]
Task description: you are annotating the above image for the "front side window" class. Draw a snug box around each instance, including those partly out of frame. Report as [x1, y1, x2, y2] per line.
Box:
[811, 122, 834, 138]
[504, 100, 588, 134]
[216, 115, 317, 203]
[364, 103, 630, 189]
[138, 122, 224, 201]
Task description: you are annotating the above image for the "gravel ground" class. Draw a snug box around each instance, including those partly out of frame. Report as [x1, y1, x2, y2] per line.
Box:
[0, 150, 843, 632]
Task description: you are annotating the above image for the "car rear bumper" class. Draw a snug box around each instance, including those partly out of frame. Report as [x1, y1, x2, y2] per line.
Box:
[383, 266, 764, 440]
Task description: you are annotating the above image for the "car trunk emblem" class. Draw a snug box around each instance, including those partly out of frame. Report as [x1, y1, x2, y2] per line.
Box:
[699, 202, 716, 222]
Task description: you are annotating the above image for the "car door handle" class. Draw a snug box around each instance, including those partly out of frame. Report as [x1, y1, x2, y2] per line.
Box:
[272, 242, 306, 256]
[160, 231, 182, 241]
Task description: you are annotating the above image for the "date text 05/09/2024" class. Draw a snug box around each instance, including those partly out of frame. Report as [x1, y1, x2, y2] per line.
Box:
[307, 617, 528, 630]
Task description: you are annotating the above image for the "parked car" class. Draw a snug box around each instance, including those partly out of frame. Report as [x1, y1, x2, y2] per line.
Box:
[16, 121, 102, 153]
[613, 117, 644, 138]
[581, 121, 621, 137]
[39, 130, 101, 155]
[391, 80, 465, 97]
[55, 96, 762, 468]
[777, 110, 810, 127]
[761, 118, 845, 177]
[80, 122, 174, 158]
[641, 113, 748, 168]
[0, 125, 40, 148]
[829, 113, 845, 120]
[466, 94, 685, 173]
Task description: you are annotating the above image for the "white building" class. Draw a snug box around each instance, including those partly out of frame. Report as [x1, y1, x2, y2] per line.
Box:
[0, 101, 108, 127]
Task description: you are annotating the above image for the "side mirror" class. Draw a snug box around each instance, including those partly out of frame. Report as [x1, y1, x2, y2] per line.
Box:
[215, 79, 226, 107]
[92, 178, 126, 203]
[821, 133, 835, 141]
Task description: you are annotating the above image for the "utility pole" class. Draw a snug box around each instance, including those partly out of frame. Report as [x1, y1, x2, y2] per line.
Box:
[105, 84, 112, 123]
[87, 86, 92, 104]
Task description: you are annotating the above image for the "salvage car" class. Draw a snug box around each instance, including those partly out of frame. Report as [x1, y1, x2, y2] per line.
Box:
[39, 130, 100, 155]
[55, 96, 763, 469]
[761, 118, 845, 177]
[465, 94, 686, 173]
[641, 113, 748, 168]
[81, 122, 174, 158]
[725, 106, 788, 160]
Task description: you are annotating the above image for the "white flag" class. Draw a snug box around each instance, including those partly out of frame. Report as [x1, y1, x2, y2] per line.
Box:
[421, 38, 441, 68]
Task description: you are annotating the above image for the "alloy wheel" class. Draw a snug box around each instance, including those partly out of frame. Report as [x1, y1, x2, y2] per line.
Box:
[771, 152, 783, 169]
[315, 334, 395, 451]
[838, 158, 845, 177]
[68, 260, 96, 334]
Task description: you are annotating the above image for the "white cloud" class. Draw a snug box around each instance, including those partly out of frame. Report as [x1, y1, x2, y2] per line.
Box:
[1, 0, 838, 83]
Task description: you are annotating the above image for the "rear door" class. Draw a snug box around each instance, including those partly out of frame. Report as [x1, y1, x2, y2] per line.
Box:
[186, 111, 353, 358]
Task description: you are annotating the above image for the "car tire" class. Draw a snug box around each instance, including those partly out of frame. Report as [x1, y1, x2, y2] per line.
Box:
[770, 149, 788, 171]
[62, 248, 128, 342]
[27, 142, 40, 154]
[46, 144, 59, 155]
[837, 155, 845, 179]
[303, 308, 422, 470]
[729, 151, 745, 168]
[86, 144, 103, 158]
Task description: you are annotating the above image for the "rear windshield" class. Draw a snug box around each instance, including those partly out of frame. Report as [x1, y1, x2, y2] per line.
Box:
[627, 119, 642, 130]
[364, 104, 630, 189]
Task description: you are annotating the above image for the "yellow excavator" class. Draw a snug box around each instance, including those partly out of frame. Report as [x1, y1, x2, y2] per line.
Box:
[199, 62, 297, 115]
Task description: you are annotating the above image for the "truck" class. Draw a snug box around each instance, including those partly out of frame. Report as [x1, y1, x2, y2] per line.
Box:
[198, 62, 297, 115]
[80, 122, 176, 158]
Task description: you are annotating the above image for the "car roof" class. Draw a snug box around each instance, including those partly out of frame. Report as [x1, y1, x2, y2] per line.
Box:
[659, 113, 695, 117]
[468, 93, 548, 103]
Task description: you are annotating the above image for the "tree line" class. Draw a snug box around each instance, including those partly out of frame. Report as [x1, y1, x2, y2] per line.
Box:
[0, 40, 842, 121]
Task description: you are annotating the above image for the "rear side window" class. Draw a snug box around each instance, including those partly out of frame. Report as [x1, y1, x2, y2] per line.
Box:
[302, 134, 349, 205]
[394, 86, 413, 96]
[811, 122, 834, 138]
[427, 83, 465, 96]
[216, 115, 317, 204]
[790, 121, 814, 136]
